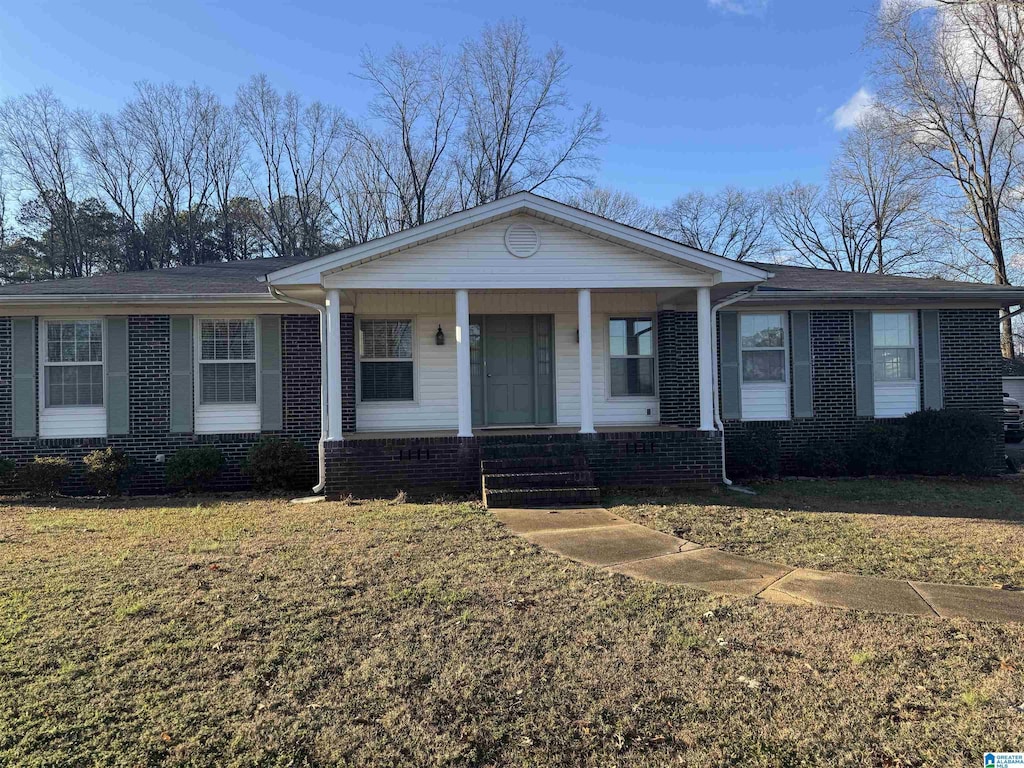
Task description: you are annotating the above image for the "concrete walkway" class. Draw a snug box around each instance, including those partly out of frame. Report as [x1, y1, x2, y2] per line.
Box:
[494, 507, 1024, 623]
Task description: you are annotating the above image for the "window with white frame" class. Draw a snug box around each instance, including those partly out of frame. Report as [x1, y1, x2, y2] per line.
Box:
[740, 314, 786, 383]
[199, 318, 257, 404]
[872, 312, 916, 382]
[359, 319, 414, 401]
[43, 320, 104, 407]
[609, 317, 655, 397]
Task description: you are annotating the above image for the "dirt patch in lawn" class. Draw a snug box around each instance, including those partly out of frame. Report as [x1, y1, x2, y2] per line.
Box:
[608, 477, 1024, 587]
[1, 492, 1023, 766]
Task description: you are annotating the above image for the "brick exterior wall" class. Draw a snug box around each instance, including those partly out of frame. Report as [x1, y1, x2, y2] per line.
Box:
[0, 314, 321, 494]
[340, 313, 357, 433]
[657, 310, 699, 428]
[720, 308, 1004, 474]
[324, 429, 723, 500]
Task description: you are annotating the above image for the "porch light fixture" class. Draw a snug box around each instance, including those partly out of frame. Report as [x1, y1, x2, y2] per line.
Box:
[436, 324, 445, 345]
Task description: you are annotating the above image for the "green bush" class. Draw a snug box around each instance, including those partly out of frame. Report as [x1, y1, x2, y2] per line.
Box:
[166, 446, 225, 491]
[243, 437, 309, 491]
[725, 423, 780, 480]
[19, 456, 73, 496]
[902, 408, 997, 477]
[847, 423, 907, 476]
[0, 458, 15, 489]
[793, 439, 848, 477]
[82, 447, 134, 496]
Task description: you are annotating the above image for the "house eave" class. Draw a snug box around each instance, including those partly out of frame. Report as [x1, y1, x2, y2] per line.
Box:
[738, 289, 1024, 305]
[0, 292, 277, 305]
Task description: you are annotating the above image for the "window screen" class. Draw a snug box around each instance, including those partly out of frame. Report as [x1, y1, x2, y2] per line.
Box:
[740, 314, 786, 383]
[44, 320, 104, 407]
[872, 312, 916, 382]
[199, 319, 257, 404]
[360, 319, 414, 401]
[609, 317, 654, 396]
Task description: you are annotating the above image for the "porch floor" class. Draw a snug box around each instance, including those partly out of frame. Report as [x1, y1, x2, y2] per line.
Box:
[344, 424, 692, 441]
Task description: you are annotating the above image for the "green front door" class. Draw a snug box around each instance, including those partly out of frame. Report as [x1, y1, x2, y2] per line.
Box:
[484, 314, 535, 425]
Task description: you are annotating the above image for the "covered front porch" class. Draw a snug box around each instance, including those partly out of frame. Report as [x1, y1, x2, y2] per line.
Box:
[321, 286, 720, 440]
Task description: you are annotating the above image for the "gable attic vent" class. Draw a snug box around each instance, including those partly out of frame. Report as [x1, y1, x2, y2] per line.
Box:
[504, 223, 541, 258]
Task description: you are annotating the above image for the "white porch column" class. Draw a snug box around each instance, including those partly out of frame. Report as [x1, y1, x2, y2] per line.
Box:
[326, 288, 344, 441]
[455, 289, 473, 437]
[697, 286, 715, 431]
[578, 288, 596, 434]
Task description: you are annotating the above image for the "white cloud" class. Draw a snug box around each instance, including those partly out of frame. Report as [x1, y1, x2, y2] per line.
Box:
[832, 88, 876, 130]
[708, 0, 768, 16]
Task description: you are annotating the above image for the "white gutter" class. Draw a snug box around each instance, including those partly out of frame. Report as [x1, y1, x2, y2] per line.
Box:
[269, 286, 329, 495]
[711, 285, 763, 486]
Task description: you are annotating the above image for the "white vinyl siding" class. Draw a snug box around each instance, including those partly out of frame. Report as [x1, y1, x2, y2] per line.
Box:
[325, 215, 705, 290]
[350, 292, 659, 432]
[872, 311, 920, 418]
[1004, 378, 1024, 405]
[194, 317, 260, 434]
[739, 313, 790, 421]
[355, 315, 454, 432]
[38, 319, 107, 438]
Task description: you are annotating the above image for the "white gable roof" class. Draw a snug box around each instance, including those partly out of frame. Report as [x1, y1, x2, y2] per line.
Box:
[263, 192, 772, 288]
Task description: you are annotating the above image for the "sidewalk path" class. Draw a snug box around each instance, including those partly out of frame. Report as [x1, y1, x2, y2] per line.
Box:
[494, 506, 1024, 623]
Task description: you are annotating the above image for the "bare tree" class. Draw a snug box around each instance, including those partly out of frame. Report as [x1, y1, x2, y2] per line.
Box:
[562, 186, 657, 229]
[330, 141, 398, 245]
[236, 75, 344, 258]
[206, 102, 247, 259]
[350, 45, 461, 229]
[873, 0, 1024, 356]
[0, 89, 86, 277]
[75, 107, 155, 270]
[832, 110, 933, 274]
[657, 187, 774, 261]
[771, 181, 880, 272]
[126, 82, 220, 266]
[459, 20, 605, 204]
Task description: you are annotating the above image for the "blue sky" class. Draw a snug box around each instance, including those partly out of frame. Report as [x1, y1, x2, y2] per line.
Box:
[0, 0, 878, 206]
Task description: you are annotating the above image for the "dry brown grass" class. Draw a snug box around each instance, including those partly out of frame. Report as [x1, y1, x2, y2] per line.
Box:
[1, 486, 1023, 766]
[610, 477, 1024, 587]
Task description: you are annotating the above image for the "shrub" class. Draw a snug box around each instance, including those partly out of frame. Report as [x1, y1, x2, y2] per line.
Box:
[0, 458, 15, 489]
[793, 439, 848, 477]
[847, 423, 907, 476]
[166, 446, 225, 491]
[243, 437, 309, 491]
[82, 447, 134, 496]
[19, 456, 73, 496]
[725, 423, 780, 480]
[902, 408, 997, 477]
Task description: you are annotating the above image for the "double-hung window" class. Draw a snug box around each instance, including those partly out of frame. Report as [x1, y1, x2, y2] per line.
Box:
[872, 312, 916, 383]
[740, 314, 786, 383]
[739, 313, 789, 420]
[359, 319, 414, 401]
[43, 320, 104, 407]
[199, 318, 257, 404]
[609, 317, 655, 397]
[871, 311, 919, 418]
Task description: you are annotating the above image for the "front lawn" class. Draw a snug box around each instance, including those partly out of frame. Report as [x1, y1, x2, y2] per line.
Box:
[610, 477, 1024, 587]
[2, 486, 1023, 766]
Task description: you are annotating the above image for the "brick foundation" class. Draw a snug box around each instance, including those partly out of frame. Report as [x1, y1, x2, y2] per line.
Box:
[0, 314, 321, 494]
[324, 429, 723, 500]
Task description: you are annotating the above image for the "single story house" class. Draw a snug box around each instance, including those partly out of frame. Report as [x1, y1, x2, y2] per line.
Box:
[0, 192, 1019, 504]
[1002, 356, 1024, 405]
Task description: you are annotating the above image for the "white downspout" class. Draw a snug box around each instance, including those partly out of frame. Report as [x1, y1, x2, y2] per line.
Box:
[269, 286, 329, 495]
[711, 285, 762, 486]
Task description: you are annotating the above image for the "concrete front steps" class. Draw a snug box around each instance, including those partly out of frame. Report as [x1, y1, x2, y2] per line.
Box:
[480, 443, 599, 508]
